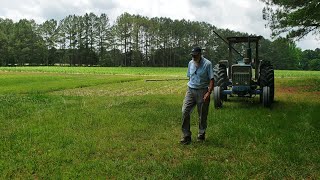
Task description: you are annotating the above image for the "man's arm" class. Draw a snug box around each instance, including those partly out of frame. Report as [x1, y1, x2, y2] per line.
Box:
[207, 78, 214, 93]
[187, 61, 191, 78]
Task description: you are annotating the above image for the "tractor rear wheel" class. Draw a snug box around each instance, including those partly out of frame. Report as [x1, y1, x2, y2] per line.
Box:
[213, 64, 228, 101]
[214, 86, 222, 109]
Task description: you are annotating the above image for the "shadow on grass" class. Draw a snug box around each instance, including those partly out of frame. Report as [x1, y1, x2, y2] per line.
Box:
[220, 96, 280, 110]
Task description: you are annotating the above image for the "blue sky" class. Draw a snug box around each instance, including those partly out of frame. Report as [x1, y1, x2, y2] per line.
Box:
[0, 0, 318, 50]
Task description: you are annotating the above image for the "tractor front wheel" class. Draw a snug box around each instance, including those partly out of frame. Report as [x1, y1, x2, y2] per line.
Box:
[262, 86, 271, 107]
[214, 86, 222, 109]
[259, 62, 274, 103]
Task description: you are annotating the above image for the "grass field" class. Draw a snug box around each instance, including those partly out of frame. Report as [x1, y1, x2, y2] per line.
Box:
[0, 67, 319, 179]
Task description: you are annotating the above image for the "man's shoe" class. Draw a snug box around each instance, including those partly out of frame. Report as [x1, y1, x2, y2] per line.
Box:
[197, 133, 205, 142]
[180, 136, 191, 145]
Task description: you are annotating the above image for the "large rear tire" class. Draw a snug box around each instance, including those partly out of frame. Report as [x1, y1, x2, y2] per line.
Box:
[213, 64, 228, 101]
[214, 86, 222, 109]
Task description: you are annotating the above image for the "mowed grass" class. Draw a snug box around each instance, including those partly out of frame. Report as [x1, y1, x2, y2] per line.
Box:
[0, 67, 319, 179]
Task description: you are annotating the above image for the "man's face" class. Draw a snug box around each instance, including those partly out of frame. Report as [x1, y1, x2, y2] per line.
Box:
[192, 53, 201, 62]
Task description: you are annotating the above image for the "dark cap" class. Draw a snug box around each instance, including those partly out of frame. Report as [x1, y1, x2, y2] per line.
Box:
[190, 47, 202, 55]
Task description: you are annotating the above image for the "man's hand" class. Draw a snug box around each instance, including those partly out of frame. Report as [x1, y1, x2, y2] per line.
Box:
[203, 91, 211, 102]
[203, 79, 214, 102]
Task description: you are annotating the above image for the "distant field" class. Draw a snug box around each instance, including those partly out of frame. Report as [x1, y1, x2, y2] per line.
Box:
[0, 66, 186, 77]
[0, 67, 319, 179]
[1, 66, 320, 78]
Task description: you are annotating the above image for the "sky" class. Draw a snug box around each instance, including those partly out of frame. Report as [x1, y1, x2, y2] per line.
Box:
[0, 0, 319, 50]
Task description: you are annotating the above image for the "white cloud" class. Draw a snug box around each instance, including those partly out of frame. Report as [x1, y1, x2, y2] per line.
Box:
[0, 0, 44, 22]
[111, 0, 193, 23]
[296, 33, 320, 50]
[188, 0, 271, 37]
[0, 0, 318, 50]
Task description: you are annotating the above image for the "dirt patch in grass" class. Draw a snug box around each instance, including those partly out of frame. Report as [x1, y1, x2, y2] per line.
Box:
[277, 86, 319, 94]
[313, 91, 320, 95]
[278, 87, 299, 94]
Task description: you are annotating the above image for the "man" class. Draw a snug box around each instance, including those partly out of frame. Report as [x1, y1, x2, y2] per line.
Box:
[180, 47, 214, 145]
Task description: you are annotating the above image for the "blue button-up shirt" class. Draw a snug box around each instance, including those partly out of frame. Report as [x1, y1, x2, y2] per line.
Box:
[187, 57, 214, 89]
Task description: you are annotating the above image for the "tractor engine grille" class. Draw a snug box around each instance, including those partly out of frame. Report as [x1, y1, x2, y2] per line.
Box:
[232, 65, 252, 86]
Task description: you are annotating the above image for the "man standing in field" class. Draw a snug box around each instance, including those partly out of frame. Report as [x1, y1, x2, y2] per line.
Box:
[180, 47, 214, 145]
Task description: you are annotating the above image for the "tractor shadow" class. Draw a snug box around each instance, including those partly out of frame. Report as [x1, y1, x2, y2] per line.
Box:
[219, 96, 281, 110]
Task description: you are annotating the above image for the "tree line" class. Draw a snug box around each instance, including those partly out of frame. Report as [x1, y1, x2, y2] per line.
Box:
[0, 12, 319, 70]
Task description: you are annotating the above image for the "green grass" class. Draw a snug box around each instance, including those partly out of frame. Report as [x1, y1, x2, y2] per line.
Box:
[0, 67, 319, 179]
[276, 69, 320, 78]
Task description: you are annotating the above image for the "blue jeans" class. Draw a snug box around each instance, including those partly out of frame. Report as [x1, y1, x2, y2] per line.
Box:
[181, 87, 210, 137]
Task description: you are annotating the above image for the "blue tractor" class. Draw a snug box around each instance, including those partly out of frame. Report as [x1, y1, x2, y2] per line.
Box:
[213, 36, 274, 108]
